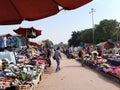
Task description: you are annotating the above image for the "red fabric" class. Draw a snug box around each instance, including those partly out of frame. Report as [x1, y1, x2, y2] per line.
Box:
[0, 34, 21, 37]
[55, 0, 92, 10]
[116, 69, 120, 77]
[103, 68, 112, 73]
[34, 59, 46, 65]
[29, 41, 40, 47]
[1, 34, 12, 37]
[0, 0, 22, 25]
[13, 0, 59, 20]
[0, 0, 59, 25]
[0, 0, 92, 25]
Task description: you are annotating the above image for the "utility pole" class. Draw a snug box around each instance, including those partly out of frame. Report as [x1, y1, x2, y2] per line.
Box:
[89, 8, 95, 44]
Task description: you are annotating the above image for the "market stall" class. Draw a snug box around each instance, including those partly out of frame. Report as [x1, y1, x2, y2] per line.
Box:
[0, 30, 46, 90]
[83, 53, 120, 81]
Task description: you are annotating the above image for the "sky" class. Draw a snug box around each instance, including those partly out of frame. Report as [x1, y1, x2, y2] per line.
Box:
[0, 0, 120, 44]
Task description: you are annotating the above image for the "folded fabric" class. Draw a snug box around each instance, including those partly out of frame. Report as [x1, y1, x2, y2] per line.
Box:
[34, 59, 45, 65]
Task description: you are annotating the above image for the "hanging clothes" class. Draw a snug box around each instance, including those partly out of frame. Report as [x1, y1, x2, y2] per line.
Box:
[21, 37, 28, 46]
[0, 37, 5, 48]
[15, 37, 21, 48]
[3, 37, 7, 48]
[6, 37, 16, 47]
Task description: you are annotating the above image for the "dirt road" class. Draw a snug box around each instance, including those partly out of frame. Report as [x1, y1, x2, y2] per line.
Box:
[36, 54, 120, 90]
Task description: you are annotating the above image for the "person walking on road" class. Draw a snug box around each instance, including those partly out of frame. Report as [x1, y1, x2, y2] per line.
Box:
[54, 47, 62, 72]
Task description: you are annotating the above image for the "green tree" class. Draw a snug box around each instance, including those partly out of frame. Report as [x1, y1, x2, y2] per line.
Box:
[42, 39, 53, 45]
[80, 28, 93, 43]
[95, 19, 118, 43]
[68, 19, 119, 46]
[68, 31, 82, 46]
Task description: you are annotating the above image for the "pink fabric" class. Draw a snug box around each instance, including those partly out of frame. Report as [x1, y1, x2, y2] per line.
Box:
[34, 59, 45, 65]
[18, 59, 29, 62]
[116, 69, 120, 77]
[103, 68, 112, 73]
[110, 66, 120, 74]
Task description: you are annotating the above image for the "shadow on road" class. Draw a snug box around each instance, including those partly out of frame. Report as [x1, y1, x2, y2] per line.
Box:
[44, 67, 54, 74]
[76, 59, 120, 88]
[94, 69, 120, 88]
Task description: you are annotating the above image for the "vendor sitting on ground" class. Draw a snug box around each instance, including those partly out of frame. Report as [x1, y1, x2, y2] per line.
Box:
[91, 48, 99, 63]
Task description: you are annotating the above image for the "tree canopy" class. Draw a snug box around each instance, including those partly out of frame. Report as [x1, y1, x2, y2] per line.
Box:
[42, 39, 53, 45]
[68, 19, 119, 47]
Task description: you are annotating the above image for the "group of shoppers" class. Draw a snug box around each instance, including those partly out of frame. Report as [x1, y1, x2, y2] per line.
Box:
[39, 45, 62, 72]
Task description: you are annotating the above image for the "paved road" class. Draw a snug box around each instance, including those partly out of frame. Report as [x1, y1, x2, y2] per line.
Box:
[36, 54, 120, 90]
